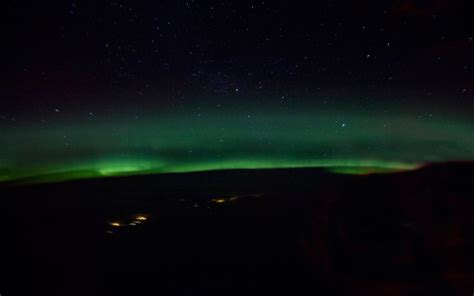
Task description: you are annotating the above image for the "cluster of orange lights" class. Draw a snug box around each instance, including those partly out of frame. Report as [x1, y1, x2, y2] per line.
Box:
[211, 196, 241, 204]
[108, 215, 148, 228]
[108, 196, 247, 229]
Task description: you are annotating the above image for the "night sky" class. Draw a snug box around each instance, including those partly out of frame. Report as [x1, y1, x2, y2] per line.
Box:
[2, 0, 473, 183]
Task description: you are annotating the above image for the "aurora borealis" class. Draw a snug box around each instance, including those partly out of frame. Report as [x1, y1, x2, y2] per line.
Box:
[1, 101, 472, 184]
[2, 1, 473, 184]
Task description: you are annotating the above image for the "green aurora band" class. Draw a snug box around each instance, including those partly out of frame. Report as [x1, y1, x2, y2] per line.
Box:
[1, 103, 472, 184]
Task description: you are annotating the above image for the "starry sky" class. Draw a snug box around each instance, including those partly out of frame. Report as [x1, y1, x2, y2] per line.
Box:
[2, 0, 473, 183]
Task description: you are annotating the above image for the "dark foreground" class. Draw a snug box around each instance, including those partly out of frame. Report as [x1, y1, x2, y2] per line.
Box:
[1, 163, 473, 296]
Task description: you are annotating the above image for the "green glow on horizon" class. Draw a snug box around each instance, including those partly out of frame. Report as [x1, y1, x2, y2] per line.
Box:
[0, 103, 472, 184]
[96, 160, 161, 176]
[0, 157, 425, 184]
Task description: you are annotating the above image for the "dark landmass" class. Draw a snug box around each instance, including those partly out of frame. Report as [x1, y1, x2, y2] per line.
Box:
[1, 162, 473, 295]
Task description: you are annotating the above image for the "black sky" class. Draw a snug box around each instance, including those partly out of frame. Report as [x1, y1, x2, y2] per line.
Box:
[3, 0, 474, 115]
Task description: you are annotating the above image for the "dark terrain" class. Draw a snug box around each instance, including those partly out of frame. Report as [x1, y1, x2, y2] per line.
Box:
[1, 163, 473, 295]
